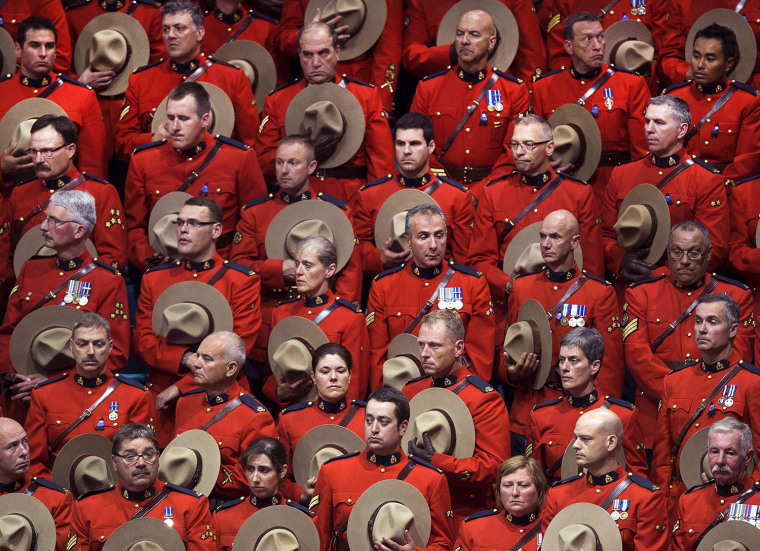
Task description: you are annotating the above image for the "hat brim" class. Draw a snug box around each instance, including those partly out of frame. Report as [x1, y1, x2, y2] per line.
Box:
[233, 501, 321, 550]
[616, 183, 671, 264]
[284, 82, 365, 168]
[9, 306, 84, 376]
[0, 494, 57, 551]
[603, 20, 654, 67]
[102, 517, 185, 551]
[388, 333, 420, 361]
[264, 199, 355, 272]
[373, 189, 440, 250]
[14, 226, 98, 278]
[0, 98, 68, 151]
[74, 13, 151, 96]
[686, 9, 757, 83]
[52, 432, 116, 498]
[511, 298, 553, 390]
[212, 40, 277, 113]
[151, 82, 235, 137]
[501, 221, 583, 274]
[696, 520, 760, 551]
[147, 191, 193, 260]
[436, 0, 519, 71]
[267, 317, 329, 381]
[151, 281, 234, 344]
[346, 479, 431, 551]
[402, 387, 476, 458]
[292, 425, 365, 487]
[159, 429, 221, 497]
[543, 502, 623, 551]
[679, 427, 757, 489]
[0, 27, 15, 77]
[549, 104, 602, 183]
[304, 0, 387, 60]
[560, 436, 627, 480]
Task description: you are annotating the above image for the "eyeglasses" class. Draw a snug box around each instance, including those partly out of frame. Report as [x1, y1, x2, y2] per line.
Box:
[506, 140, 551, 152]
[668, 248, 708, 261]
[25, 144, 68, 159]
[115, 450, 158, 465]
[172, 218, 217, 230]
[40, 214, 78, 228]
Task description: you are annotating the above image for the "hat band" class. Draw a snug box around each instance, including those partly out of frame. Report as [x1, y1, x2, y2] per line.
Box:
[253, 525, 293, 549]
[526, 320, 542, 358]
[6, 513, 38, 550]
[564, 123, 587, 166]
[367, 500, 404, 544]
[113, 42, 133, 78]
[428, 408, 457, 456]
[289, 336, 315, 354]
[69, 453, 94, 496]
[189, 449, 203, 488]
[397, 353, 421, 371]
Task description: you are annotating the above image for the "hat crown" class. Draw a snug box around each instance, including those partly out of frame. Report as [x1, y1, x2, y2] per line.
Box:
[160, 303, 211, 346]
[0, 514, 34, 551]
[151, 214, 180, 259]
[285, 219, 334, 257]
[256, 529, 300, 551]
[504, 321, 538, 364]
[553, 124, 582, 165]
[382, 356, 419, 390]
[371, 502, 415, 547]
[229, 58, 257, 87]
[389, 211, 409, 253]
[321, 0, 367, 36]
[309, 447, 343, 482]
[713, 541, 750, 551]
[73, 455, 115, 497]
[301, 101, 344, 142]
[31, 327, 74, 372]
[158, 447, 199, 490]
[89, 29, 129, 72]
[558, 524, 600, 551]
[272, 340, 312, 382]
[514, 242, 545, 274]
[411, 410, 454, 455]
[614, 204, 654, 249]
[10, 119, 35, 157]
[614, 41, 654, 72]
[128, 542, 166, 551]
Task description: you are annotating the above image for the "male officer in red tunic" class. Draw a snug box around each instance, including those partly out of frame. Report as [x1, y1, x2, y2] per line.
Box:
[1, 3, 71, 73]
[727, 172, 760, 316]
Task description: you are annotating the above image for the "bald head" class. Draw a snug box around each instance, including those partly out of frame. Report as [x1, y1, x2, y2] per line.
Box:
[455, 10, 498, 72]
[459, 10, 496, 36]
[0, 418, 29, 482]
[539, 210, 581, 271]
[583, 409, 624, 443]
[573, 409, 623, 475]
[0, 418, 23, 436]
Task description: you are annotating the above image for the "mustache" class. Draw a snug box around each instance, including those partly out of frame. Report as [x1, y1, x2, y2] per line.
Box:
[132, 467, 151, 476]
[35, 162, 49, 171]
[712, 465, 732, 474]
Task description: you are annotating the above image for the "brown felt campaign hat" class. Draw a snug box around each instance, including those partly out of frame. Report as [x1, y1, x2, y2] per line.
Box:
[679, 427, 756, 489]
[13, 227, 98, 278]
[0, 494, 56, 551]
[501, 221, 584, 275]
[74, 13, 150, 96]
[543, 503, 622, 551]
[285, 82, 365, 168]
[213, 40, 276, 113]
[437, 0, 519, 72]
[604, 21, 655, 75]
[159, 429, 221, 497]
[696, 520, 760, 551]
[102, 517, 185, 551]
[265, 199, 354, 272]
[0, 98, 67, 156]
[304, 0, 387, 61]
[549, 104, 602, 183]
[232, 501, 321, 551]
[151, 281, 234, 346]
[383, 333, 423, 390]
[292, 425, 365, 488]
[52, 433, 116, 498]
[151, 82, 235, 137]
[402, 387, 476, 459]
[373, 189, 440, 253]
[686, 9, 757, 84]
[560, 437, 627, 480]
[503, 299, 552, 390]
[346, 480, 431, 551]
[0, 27, 14, 78]
[147, 191, 193, 261]
[614, 183, 670, 264]
[9, 306, 83, 376]
[267, 317, 329, 391]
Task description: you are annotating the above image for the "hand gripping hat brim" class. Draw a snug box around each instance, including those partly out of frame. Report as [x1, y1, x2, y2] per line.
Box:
[292, 424, 365, 487]
[686, 9, 757, 83]
[304, 0, 387, 61]
[503, 298, 552, 391]
[373, 189, 440, 250]
[0, 98, 67, 152]
[548, 104, 602, 183]
[151, 82, 235, 137]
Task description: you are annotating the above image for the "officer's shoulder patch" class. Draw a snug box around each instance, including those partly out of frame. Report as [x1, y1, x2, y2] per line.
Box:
[133, 140, 166, 154]
[350, 399, 368, 408]
[316, 192, 348, 211]
[240, 394, 268, 412]
[276, 296, 302, 307]
[628, 472, 659, 491]
[731, 81, 760, 96]
[223, 260, 256, 277]
[449, 261, 482, 278]
[618, 153, 650, 166]
[582, 271, 612, 286]
[342, 74, 373, 87]
[94, 259, 119, 274]
[114, 373, 148, 391]
[605, 396, 635, 410]
[250, 9, 278, 25]
[182, 387, 205, 396]
[215, 497, 245, 512]
[281, 401, 314, 414]
[404, 374, 432, 386]
[493, 69, 522, 84]
[738, 360, 760, 376]
[208, 57, 240, 70]
[486, 170, 518, 186]
[373, 264, 404, 281]
[145, 260, 182, 273]
[269, 78, 301, 95]
[692, 157, 720, 173]
[335, 297, 361, 313]
[734, 174, 760, 188]
[32, 477, 67, 494]
[82, 173, 109, 185]
[552, 474, 584, 487]
[464, 375, 493, 393]
[132, 59, 163, 74]
[34, 373, 69, 389]
[464, 509, 500, 522]
[362, 174, 393, 189]
[534, 67, 564, 82]
[323, 451, 360, 465]
[59, 74, 90, 89]
[712, 273, 750, 290]
[662, 81, 691, 94]
[684, 480, 712, 494]
[532, 397, 563, 411]
[165, 482, 203, 498]
[0, 73, 11, 84]
[628, 273, 666, 288]
[558, 171, 588, 184]
[215, 135, 248, 150]
[286, 499, 315, 516]
[243, 193, 276, 210]
[439, 176, 467, 192]
[77, 485, 115, 501]
[421, 67, 451, 81]
[409, 456, 444, 474]
[669, 360, 699, 373]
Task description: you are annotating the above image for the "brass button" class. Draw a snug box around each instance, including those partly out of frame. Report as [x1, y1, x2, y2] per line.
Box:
[206, 408, 211, 413]
[347, 499, 352, 504]
[720, 499, 725, 505]
[687, 333, 692, 337]
[579, 410, 584, 415]
[380, 468, 386, 473]
[465, 149, 470, 154]
[695, 423, 700, 428]
[533, 208, 538, 213]
[193, 273, 198, 278]
[87, 391, 93, 396]
[553, 286, 559, 291]
[548, 440, 553, 445]
[330, 416, 335, 421]
[687, 292, 692, 297]
[59, 272, 64, 276]
[56, 420, 61, 425]
[136, 504, 140, 509]
[307, 310, 312, 315]
[687, 353, 692, 359]
[465, 128, 470, 133]
[596, 489, 601, 494]
[672, 404, 677, 409]
[424, 282, 429, 287]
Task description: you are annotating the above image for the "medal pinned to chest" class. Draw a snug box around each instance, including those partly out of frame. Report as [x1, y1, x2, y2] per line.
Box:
[108, 401, 119, 422]
[437, 286, 463, 310]
[63, 280, 91, 306]
[718, 384, 736, 407]
[610, 499, 630, 521]
[486, 90, 503, 112]
[558, 304, 587, 327]
[603, 88, 614, 111]
[630, 0, 646, 15]
[164, 506, 174, 527]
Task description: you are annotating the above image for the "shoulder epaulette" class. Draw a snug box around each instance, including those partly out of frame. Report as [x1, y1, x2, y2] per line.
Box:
[93, 259, 119, 274]
[558, 171, 587, 184]
[133, 140, 166, 154]
[734, 174, 760, 187]
[286, 499, 315, 517]
[269, 78, 301, 95]
[323, 451, 360, 465]
[374, 264, 404, 281]
[731, 81, 760, 96]
[738, 360, 760, 376]
[493, 69, 522, 84]
[215, 497, 245, 512]
[31, 477, 67, 494]
[34, 373, 69, 389]
[77, 485, 115, 500]
[712, 273, 750, 290]
[669, 360, 699, 373]
[276, 296, 301, 307]
[465, 509, 500, 522]
[605, 396, 635, 410]
[449, 260, 482, 278]
[421, 67, 452, 81]
[361, 174, 393, 190]
[208, 57, 240, 70]
[113, 373, 148, 391]
[464, 375, 494, 393]
[351, 400, 367, 407]
[628, 472, 659, 491]
[281, 401, 314, 414]
[222, 260, 256, 277]
[582, 270, 612, 286]
[240, 394, 268, 412]
[692, 157, 721, 174]
[628, 273, 666, 288]
[618, 153, 649, 166]
[215, 134, 249, 150]
[438, 176, 467, 192]
[64, 0, 91, 10]
[486, 170, 518, 186]
[0, 73, 12, 83]
[514, 269, 543, 280]
[81, 173, 109, 185]
[182, 387, 205, 396]
[249, 9, 278, 25]
[341, 74, 373, 88]
[551, 474, 583, 487]
[132, 59, 163, 74]
[335, 297, 361, 313]
[316, 192, 348, 211]
[165, 482, 203, 498]
[684, 480, 712, 494]
[243, 193, 276, 210]
[404, 374, 432, 385]
[532, 397, 563, 411]
[534, 67, 564, 82]
[609, 65, 639, 76]
[146, 260, 181, 273]
[663, 81, 691, 94]
[409, 455, 443, 474]
[59, 74, 90, 89]
[136, 0, 161, 7]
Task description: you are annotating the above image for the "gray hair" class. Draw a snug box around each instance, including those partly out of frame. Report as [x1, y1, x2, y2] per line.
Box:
[71, 312, 111, 341]
[648, 95, 692, 128]
[513, 114, 554, 142]
[294, 235, 337, 270]
[160, 0, 204, 30]
[404, 203, 447, 238]
[112, 423, 158, 455]
[696, 293, 740, 328]
[49, 190, 96, 236]
[210, 331, 246, 369]
[559, 327, 604, 365]
[708, 418, 753, 457]
[669, 220, 711, 250]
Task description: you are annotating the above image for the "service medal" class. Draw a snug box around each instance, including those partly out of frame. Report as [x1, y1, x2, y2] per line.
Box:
[577, 317, 586, 327]
[638, 6, 646, 14]
[79, 296, 89, 306]
[725, 398, 734, 407]
[719, 397, 725, 404]
[64, 294, 74, 304]
[487, 104, 495, 112]
[495, 103, 503, 112]
[560, 317, 569, 326]
[620, 512, 628, 520]
[109, 411, 118, 421]
[569, 317, 577, 327]
[611, 511, 620, 521]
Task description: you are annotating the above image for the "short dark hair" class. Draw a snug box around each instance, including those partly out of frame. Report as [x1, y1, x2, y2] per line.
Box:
[17, 17, 57, 47]
[559, 327, 605, 365]
[183, 197, 223, 224]
[167, 82, 211, 118]
[160, 0, 204, 30]
[562, 11, 600, 42]
[297, 22, 339, 51]
[72, 312, 111, 341]
[112, 424, 158, 455]
[694, 23, 739, 65]
[312, 342, 352, 373]
[367, 387, 410, 427]
[669, 220, 711, 250]
[239, 437, 287, 474]
[31, 115, 78, 149]
[696, 293, 740, 328]
[278, 134, 316, 164]
[395, 112, 434, 144]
